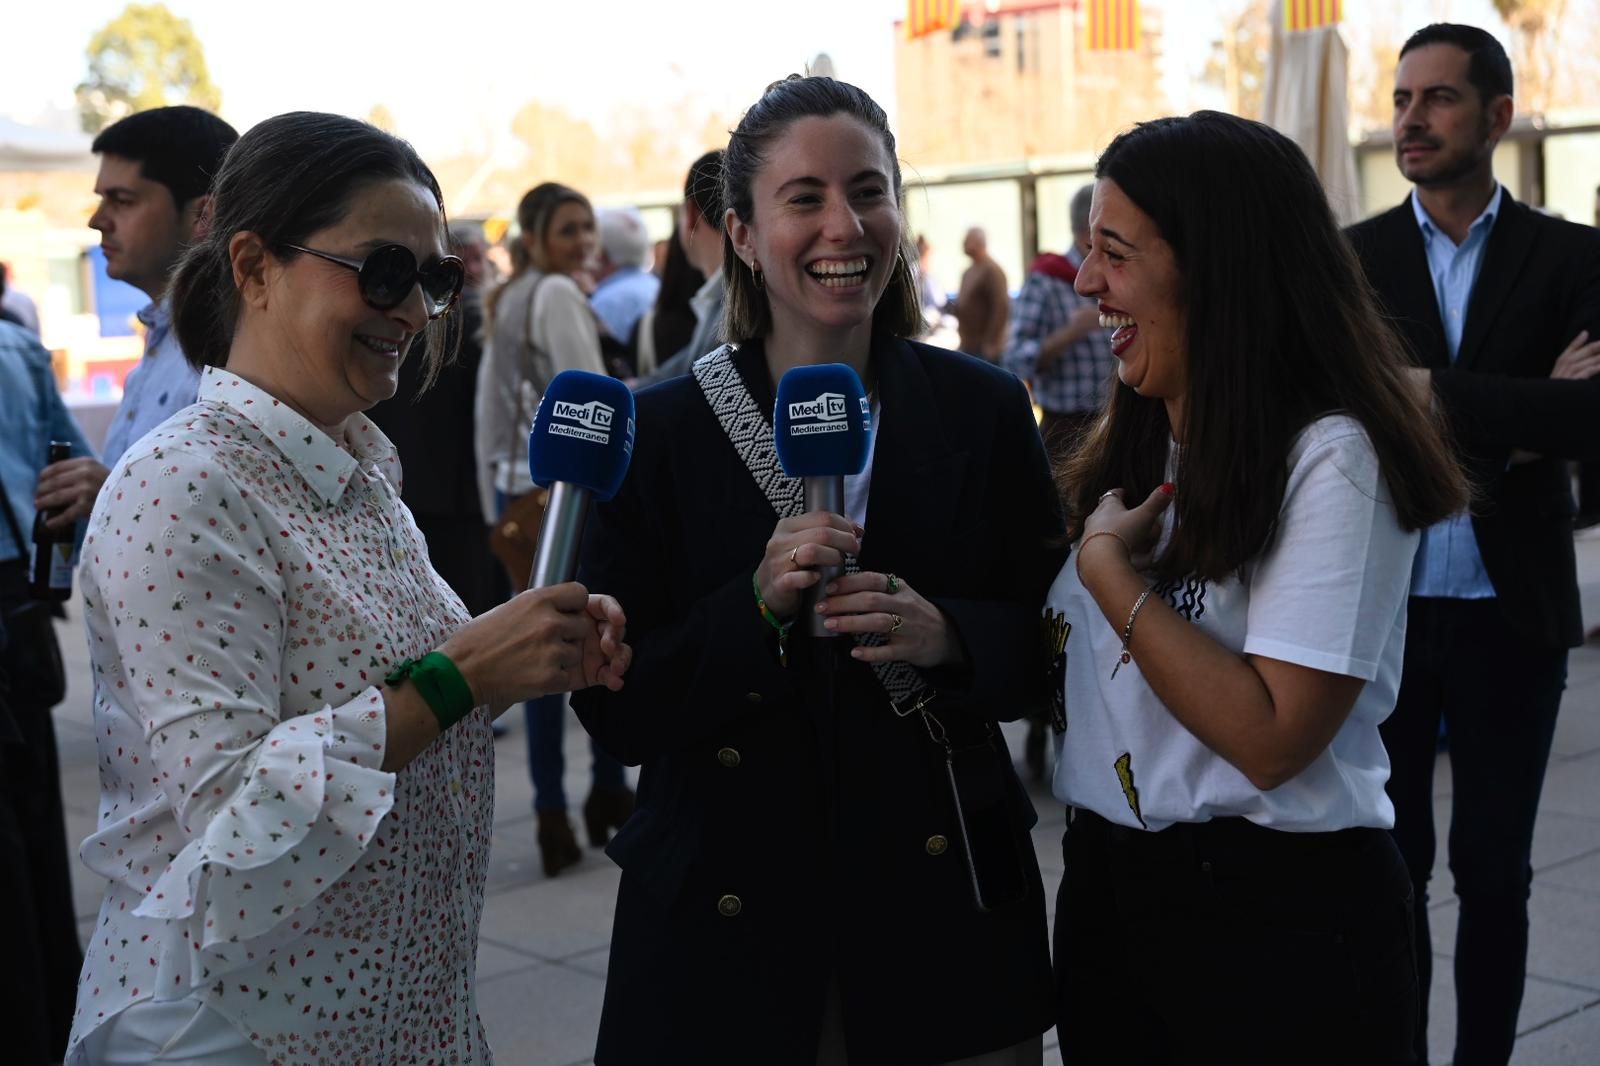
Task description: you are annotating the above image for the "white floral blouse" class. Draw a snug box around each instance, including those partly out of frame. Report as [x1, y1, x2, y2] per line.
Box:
[68, 368, 495, 1065]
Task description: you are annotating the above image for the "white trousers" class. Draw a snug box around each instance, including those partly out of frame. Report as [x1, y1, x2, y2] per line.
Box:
[79, 997, 264, 1064]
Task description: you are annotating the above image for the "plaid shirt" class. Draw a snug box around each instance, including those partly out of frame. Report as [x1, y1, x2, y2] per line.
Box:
[1000, 251, 1115, 416]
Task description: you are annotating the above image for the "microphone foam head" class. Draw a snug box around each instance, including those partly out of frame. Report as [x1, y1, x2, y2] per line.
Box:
[528, 370, 635, 501]
[773, 363, 872, 478]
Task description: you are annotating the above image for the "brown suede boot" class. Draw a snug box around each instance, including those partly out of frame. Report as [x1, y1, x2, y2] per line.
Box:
[582, 784, 636, 848]
[536, 809, 582, 877]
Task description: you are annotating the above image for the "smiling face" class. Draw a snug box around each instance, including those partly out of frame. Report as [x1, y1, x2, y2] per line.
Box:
[261, 179, 446, 425]
[1392, 43, 1508, 188]
[1074, 178, 1188, 425]
[89, 153, 200, 301]
[727, 113, 901, 346]
[539, 200, 597, 276]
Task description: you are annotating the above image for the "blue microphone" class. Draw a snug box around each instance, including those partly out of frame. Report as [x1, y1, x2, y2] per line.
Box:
[773, 363, 872, 636]
[525, 370, 636, 590]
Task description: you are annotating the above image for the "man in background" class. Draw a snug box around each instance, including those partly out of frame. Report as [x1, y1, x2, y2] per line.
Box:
[0, 263, 41, 334]
[590, 206, 659, 361]
[949, 226, 1008, 359]
[1347, 25, 1600, 1065]
[32, 106, 237, 532]
[636, 150, 726, 387]
[1002, 184, 1114, 461]
[0, 318, 94, 1064]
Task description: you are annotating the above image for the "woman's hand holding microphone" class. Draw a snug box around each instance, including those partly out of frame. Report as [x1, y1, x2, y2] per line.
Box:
[442, 583, 632, 718]
[756, 511, 964, 670]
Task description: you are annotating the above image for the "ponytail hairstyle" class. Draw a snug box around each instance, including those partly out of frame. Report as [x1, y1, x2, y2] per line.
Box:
[169, 111, 456, 386]
[720, 75, 922, 345]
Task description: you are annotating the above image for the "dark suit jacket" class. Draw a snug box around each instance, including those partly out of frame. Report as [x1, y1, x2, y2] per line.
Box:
[572, 338, 1063, 1064]
[1347, 196, 1600, 649]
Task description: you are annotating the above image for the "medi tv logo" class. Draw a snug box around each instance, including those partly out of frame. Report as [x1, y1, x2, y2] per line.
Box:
[786, 392, 850, 436]
[549, 400, 614, 444]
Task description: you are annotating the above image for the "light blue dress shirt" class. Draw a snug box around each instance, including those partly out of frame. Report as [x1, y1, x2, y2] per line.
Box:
[99, 300, 202, 467]
[0, 322, 94, 562]
[1409, 185, 1502, 599]
[589, 266, 661, 343]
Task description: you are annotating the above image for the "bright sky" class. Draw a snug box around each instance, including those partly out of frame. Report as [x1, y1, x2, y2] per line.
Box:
[4, 0, 1507, 160]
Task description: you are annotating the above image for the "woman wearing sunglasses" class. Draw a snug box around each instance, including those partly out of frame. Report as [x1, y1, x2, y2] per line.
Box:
[476, 181, 635, 877]
[66, 111, 633, 1065]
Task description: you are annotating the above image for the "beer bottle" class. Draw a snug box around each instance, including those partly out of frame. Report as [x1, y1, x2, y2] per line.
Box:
[30, 440, 76, 602]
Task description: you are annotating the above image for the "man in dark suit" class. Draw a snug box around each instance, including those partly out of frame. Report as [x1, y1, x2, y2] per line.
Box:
[1347, 23, 1600, 1066]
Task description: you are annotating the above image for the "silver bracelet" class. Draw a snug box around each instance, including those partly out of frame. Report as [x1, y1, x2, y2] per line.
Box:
[1111, 590, 1152, 680]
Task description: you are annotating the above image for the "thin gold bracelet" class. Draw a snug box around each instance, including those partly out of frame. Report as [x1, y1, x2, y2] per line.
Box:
[1076, 529, 1131, 579]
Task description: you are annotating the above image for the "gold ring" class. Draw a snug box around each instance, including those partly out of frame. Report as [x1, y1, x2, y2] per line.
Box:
[789, 547, 799, 565]
[889, 613, 905, 633]
[885, 573, 899, 594]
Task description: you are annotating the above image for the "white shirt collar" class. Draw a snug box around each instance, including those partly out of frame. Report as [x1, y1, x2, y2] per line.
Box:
[197, 367, 396, 506]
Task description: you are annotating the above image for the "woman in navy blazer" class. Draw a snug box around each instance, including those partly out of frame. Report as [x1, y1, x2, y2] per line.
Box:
[572, 76, 1061, 1065]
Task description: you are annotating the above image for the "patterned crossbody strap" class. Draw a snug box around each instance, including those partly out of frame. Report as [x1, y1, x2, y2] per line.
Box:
[692, 345, 932, 713]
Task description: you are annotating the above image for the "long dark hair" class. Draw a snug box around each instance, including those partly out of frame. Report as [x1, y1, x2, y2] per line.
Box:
[720, 75, 921, 344]
[1059, 111, 1468, 581]
[169, 111, 456, 385]
[647, 224, 704, 359]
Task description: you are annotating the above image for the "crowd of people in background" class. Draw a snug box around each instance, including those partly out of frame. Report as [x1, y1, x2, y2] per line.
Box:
[1, 18, 1599, 1066]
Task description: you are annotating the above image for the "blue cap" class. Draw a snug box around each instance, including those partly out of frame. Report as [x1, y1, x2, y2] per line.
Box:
[773, 363, 872, 478]
[527, 370, 636, 501]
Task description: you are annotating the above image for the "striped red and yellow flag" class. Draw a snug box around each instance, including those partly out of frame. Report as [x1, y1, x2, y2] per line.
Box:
[1086, 0, 1141, 52]
[906, 0, 963, 41]
[1284, 0, 1343, 32]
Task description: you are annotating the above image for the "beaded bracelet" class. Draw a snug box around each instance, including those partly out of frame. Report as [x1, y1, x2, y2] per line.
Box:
[752, 571, 793, 663]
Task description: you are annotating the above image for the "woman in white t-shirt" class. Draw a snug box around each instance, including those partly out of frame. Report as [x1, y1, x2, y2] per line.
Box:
[1046, 112, 1468, 1065]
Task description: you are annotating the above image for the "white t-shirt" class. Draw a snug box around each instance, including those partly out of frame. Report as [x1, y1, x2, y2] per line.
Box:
[1047, 415, 1418, 833]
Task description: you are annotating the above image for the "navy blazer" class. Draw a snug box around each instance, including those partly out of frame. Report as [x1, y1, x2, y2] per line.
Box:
[573, 338, 1063, 1064]
[1347, 196, 1600, 648]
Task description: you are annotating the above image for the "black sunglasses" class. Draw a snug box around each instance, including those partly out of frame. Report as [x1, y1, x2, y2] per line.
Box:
[285, 243, 464, 319]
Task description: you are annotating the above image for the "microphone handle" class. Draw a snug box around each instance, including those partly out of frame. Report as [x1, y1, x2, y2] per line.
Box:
[803, 476, 846, 637]
[528, 481, 594, 590]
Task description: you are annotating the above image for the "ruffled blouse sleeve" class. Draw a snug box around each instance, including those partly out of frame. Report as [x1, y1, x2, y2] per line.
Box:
[79, 443, 397, 952]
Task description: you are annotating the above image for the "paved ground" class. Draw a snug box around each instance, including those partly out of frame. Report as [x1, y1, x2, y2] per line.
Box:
[50, 533, 1600, 1065]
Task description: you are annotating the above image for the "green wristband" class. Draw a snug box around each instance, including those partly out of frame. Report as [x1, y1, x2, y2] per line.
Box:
[752, 571, 793, 636]
[385, 652, 476, 732]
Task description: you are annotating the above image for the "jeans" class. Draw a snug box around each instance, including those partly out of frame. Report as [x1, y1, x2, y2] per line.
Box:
[525, 692, 626, 811]
[1381, 597, 1567, 1066]
[493, 492, 627, 812]
[1054, 809, 1419, 1065]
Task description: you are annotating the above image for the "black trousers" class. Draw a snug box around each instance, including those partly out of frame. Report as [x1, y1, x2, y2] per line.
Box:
[1380, 597, 1567, 1066]
[1054, 809, 1419, 1065]
[0, 564, 82, 1063]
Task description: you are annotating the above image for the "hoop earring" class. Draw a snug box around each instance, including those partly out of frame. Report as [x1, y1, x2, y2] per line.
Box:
[751, 262, 765, 291]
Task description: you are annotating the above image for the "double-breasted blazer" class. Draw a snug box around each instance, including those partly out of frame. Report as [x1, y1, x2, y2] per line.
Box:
[572, 337, 1063, 1064]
